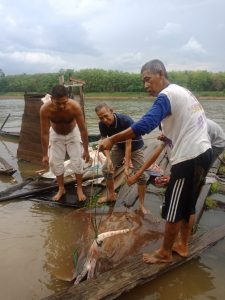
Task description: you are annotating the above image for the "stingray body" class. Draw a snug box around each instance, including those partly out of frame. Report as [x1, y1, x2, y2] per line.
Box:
[74, 228, 131, 285]
[48, 211, 164, 283]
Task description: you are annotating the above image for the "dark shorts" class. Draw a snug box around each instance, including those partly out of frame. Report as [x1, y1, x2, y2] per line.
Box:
[162, 148, 212, 223]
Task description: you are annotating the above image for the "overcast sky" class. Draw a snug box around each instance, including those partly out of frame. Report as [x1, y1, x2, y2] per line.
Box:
[0, 0, 224, 75]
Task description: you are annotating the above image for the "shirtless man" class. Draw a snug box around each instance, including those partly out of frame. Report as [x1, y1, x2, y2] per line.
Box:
[40, 84, 90, 201]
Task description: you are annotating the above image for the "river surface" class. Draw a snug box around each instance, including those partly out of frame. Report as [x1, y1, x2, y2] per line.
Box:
[0, 98, 225, 299]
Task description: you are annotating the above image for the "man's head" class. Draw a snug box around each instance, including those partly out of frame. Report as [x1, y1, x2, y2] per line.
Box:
[51, 85, 69, 110]
[141, 59, 169, 96]
[95, 103, 114, 126]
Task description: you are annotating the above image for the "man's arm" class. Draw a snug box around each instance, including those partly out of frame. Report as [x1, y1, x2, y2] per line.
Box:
[101, 137, 114, 173]
[126, 143, 166, 185]
[99, 127, 135, 151]
[124, 139, 132, 177]
[99, 94, 171, 151]
[40, 106, 51, 166]
[74, 103, 90, 162]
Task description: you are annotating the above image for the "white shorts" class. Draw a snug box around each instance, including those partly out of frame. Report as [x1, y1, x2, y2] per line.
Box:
[49, 126, 83, 176]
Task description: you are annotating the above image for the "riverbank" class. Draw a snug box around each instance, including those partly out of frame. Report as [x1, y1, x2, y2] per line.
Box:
[1, 93, 225, 100]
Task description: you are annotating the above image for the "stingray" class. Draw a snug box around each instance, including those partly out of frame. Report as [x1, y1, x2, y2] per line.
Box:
[73, 228, 131, 285]
[46, 209, 165, 284]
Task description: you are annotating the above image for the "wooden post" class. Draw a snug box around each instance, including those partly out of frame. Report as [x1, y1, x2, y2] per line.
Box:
[17, 93, 45, 163]
[59, 75, 64, 85]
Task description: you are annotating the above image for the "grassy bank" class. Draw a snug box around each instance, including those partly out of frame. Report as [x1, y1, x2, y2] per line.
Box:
[0, 92, 24, 98]
[0, 91, 225, 100]
[85, 91, 225, 100]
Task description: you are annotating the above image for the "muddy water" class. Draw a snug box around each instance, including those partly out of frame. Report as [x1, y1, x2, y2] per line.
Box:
[118, 207, 225, 300]
[0, 98, 224, 299]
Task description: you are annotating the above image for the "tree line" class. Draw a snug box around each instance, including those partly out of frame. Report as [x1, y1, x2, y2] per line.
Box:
[0, 68, 225, 95]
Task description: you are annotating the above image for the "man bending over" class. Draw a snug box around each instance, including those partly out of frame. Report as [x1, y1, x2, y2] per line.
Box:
[40, 84, 90, 201]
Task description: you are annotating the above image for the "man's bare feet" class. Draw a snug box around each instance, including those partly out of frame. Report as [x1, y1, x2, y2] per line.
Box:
[139, 209, 160, 223]
[77, 187, 87, 202]
[172, 242, 188, 257]
[143, 249, 172, 264]
[139, 205, 148, 215]
[97, 193, 117, 204]
[53, 189, 66, 201]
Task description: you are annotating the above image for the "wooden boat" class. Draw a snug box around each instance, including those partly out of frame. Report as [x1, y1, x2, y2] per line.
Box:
[0, 129, 20, 139]
[0, 143, 223, 207]
[0, 148, 105, 204]
[0, 143, 155, 204]
[0, 113, 20, 140]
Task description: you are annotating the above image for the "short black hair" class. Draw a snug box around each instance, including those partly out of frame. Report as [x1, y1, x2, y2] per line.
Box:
[51, 85, 68, 98]
[141, 59, 168, 79]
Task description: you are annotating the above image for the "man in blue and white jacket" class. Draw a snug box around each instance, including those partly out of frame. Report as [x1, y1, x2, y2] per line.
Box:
[99, 59, 212, 264]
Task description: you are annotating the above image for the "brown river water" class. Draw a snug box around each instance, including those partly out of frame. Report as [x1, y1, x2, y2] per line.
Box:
[0, 98, 225, 299]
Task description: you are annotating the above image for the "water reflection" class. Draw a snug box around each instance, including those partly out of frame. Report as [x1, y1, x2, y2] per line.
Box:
[120, 258, 215, 300]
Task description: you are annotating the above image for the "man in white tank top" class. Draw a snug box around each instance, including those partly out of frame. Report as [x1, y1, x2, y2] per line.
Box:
[99, 59, 212, 264]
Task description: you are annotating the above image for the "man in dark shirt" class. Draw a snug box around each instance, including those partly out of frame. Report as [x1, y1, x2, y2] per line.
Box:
[95, 103, 148, 214]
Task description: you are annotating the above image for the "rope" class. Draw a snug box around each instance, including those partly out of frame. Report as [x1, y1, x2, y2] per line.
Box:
[85, 134, 163, 242]
[87, 147, 130, 239]
[87, 149, 108, 239]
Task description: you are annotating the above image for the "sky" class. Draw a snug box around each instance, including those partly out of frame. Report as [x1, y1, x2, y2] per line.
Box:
[0, 0, 225, 75]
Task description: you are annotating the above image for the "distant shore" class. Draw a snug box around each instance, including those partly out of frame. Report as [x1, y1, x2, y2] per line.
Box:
[0, 94, 225, 100]
[85, 96, 225, 100]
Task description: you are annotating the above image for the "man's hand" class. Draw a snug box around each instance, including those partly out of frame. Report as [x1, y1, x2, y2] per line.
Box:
[157, 133, 172, 147]
[42, 155, 49, 168]
[154, 175, 170, 187]
[107, 159, 114, 173]
[99, 137, 113, 151]
[124, 166, 130, 177]
[126, 174, 138, 186]
[83, 149, 90, 163]
[157, 133, 166, 142]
